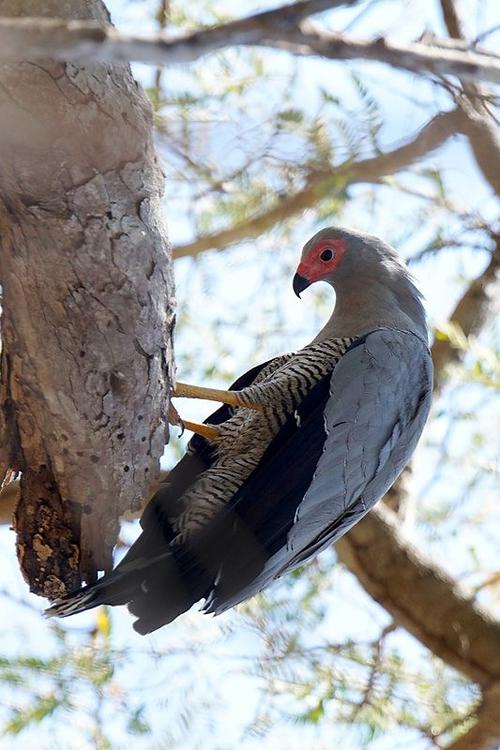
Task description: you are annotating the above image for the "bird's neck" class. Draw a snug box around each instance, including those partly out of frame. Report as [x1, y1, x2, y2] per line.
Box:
[312, 275, 427, 343]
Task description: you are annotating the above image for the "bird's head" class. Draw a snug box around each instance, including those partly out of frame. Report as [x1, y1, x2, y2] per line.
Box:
[293, 226, 399, 298]
[293, 226, 428, 340]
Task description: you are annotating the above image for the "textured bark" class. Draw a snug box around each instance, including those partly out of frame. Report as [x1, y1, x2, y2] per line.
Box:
[439, 0, 464, 39]
[0, 0, 174, 598]
[336, 505, 500, 686]
[0, 477, 19, 526]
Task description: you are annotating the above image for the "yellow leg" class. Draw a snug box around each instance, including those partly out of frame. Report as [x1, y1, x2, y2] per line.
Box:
[174, 381, 263, 411]
[168, 402, 220, 441]
[182, 419, 220, 441]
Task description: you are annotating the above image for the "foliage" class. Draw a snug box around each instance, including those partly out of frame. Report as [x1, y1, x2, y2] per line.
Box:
[0, 0, 499, 748]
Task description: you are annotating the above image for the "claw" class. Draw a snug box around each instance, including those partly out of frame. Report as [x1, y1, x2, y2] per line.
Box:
[168, 402, 185, 436]
[182, 420, 220, 441]
[168, 402, 219, 442]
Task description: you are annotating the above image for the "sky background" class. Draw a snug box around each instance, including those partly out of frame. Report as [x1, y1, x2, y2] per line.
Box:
[0, 1, 499, 748]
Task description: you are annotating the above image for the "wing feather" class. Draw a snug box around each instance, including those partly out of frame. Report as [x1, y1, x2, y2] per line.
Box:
[205, 328, 432, 613]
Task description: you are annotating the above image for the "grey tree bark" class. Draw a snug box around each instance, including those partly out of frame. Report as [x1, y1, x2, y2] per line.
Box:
[0, 0, 174, 598]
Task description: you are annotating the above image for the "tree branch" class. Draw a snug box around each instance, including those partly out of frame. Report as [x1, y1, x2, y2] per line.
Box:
[446, 684, 500, 750]
[173, 108, 462, 257]
[440, 0, 465, 40]
[0, 476, 19, 526]
[263, 27, 500, 84]
[437, 0, 500, 198]
[0, 13, 499, 84]
[429, 0, 500, 390]
[437, 0, 500, 199]
[0, 1, 361, 64]
[455, 97, 500, 197]
[335, 504, 500, 686]
[432, 231, 500, 392]
[0, 0, 174, 597]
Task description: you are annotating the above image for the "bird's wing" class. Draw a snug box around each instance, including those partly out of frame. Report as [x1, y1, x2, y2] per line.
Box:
[199, 328, 432, 614]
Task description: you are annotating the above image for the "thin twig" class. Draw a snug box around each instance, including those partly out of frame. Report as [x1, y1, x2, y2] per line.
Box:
[173, 108, 462, 257]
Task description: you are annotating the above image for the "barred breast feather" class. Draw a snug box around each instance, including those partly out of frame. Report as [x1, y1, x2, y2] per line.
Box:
[173, 336, 355, 540]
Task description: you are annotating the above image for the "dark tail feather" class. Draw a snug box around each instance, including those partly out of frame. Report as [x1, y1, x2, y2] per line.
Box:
[45, 584, 114, 619]
[44, 566, 142, 619]
[45, 550, 203, 632]
[127, 552, 204, 634]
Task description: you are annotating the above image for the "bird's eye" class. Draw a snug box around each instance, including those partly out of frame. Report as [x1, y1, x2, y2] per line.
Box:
[319, 247, 334, 262]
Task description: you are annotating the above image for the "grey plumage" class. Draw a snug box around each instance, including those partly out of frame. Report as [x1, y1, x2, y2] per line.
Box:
[211, 328, 432, 613]
[46, 226, 433, 634]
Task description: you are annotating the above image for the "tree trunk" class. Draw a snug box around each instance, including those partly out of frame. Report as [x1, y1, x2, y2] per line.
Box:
[0, 0, 174, 598]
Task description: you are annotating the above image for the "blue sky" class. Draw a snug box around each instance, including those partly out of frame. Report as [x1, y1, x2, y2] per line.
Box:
[0, 1, 499, 748]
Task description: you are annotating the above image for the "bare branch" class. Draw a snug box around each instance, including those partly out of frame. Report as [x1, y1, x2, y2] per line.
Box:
[432, 231, 500, 392]
[0, 1, 362, 63]
[173, 109, 462, 257]
[446, 684, 500, 750]
[264, 28, 500, 85]
[440, 0, 466, 41]
[455, 97, 500, 196]
[436, 0, 500, 198]
[429, 3, 500, 385]
[336, 504, 500, 686]
[0, 13, 499, 85]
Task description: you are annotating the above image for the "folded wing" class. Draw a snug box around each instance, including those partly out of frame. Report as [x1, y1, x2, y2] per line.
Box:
[200, 328, 432, 614]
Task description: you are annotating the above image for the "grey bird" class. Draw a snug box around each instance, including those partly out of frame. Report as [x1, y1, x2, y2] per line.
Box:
[46, 227, 433, 634]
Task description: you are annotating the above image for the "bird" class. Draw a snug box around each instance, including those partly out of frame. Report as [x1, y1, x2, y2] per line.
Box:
[46, 226, 433, 634]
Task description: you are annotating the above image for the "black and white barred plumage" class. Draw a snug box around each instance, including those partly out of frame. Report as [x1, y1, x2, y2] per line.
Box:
[173, 337, 354, 540]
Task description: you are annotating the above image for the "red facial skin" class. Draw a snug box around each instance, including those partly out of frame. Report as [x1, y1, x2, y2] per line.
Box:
[296, 239, 347, 282]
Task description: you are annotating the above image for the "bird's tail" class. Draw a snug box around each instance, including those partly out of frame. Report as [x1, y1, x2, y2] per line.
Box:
[45, 567, 139, 619]
[45, 585, 105, 619]
[44, 547, 204, 634]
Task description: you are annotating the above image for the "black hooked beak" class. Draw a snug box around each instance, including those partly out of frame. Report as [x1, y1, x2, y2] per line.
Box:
[293, 273, 311, 298]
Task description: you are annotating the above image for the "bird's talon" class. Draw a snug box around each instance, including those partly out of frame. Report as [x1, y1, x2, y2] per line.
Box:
[168, 402, 185, 436]
[182, 420, 220, 442]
